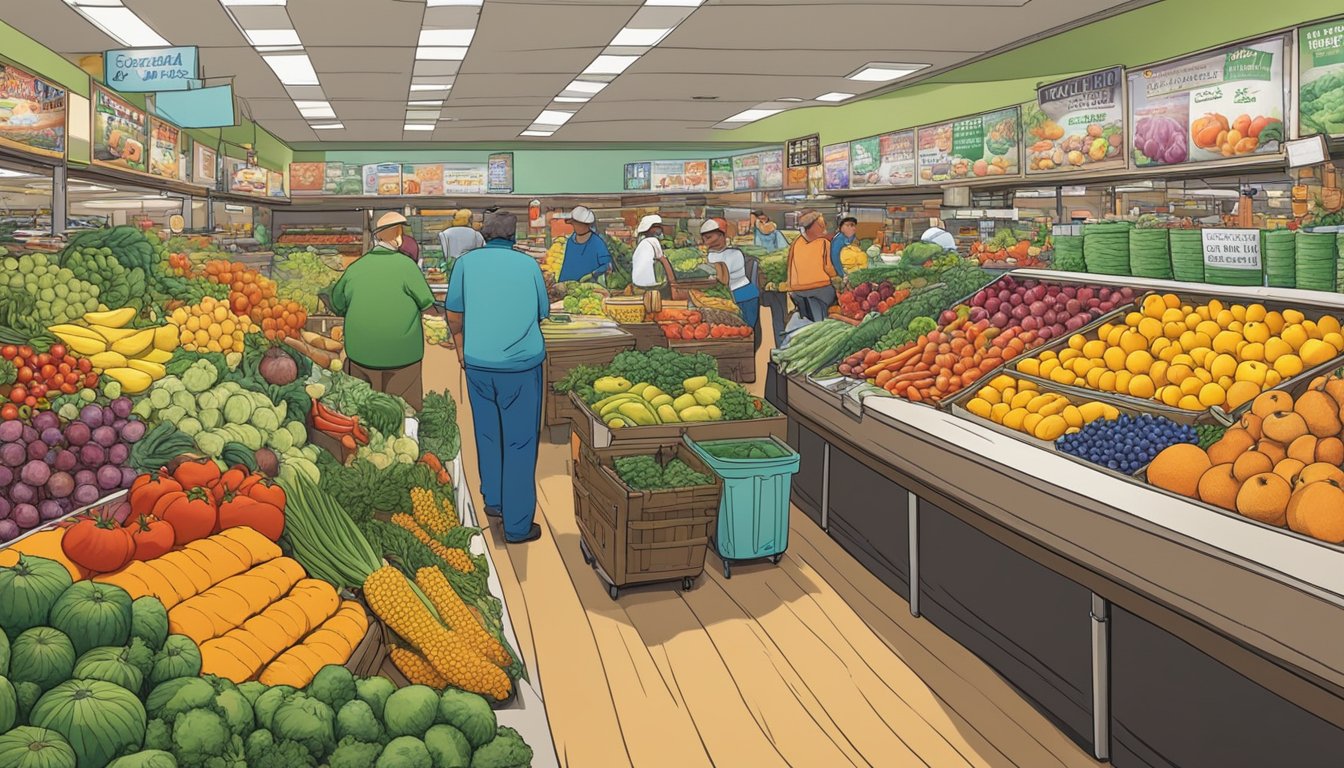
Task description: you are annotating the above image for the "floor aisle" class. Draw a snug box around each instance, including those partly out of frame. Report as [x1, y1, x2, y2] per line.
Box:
[425, 309, 1100, 768]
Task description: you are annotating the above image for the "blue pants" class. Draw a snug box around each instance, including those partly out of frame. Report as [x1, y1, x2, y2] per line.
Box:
[732, 284, 761, 337]
[464, 365, 543, 539]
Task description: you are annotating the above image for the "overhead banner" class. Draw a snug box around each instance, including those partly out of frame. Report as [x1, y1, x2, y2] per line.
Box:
[147, 118, 179, 179]
[758, 149, 783, 190]
[623, 162, 650, 191]
[823, 143, 850, 190]
[153, 84, 236, 128]
[1025, 67, 1126, 175]
[787, 134, 821, 168]
[488, 152, 514, 194]
[442, 164, 488, 195]
[710, 157, 733, 192]
[849, 137, 880, 188]
[192, 142, 217, 187]
[650, 160, 708, 193]
[402, 164, 443, 195]
[104, 46, 199, 92]
[229, 160, 267, 197]
[1299, 17, 1344, 137]
[849, 131, 916, 189]
[289, 162, 325, 195]
[0, 62, 66, 159]
[916, 122, 953, 183]
[92, 85, 149, 174]
[1128, 36, 1287, 168]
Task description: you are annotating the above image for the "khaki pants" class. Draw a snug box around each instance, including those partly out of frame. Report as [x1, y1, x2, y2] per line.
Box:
[343, 358, 424, 411]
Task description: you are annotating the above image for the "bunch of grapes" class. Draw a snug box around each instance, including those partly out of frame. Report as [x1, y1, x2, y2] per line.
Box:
[1, 252, 101, 326]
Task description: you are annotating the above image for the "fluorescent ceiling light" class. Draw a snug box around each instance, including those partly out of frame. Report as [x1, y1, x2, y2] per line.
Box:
[521, 130, 554, 137]
[848, 63, 928, 82]
[66, 0, 122, 6]
[221, 0, 286, 5]
[644, 0, 703, 5]
[723, 108, 781, 123]
[536, 110, 574, 126]
[310, 123, 343, 129]
[244, 28, 299, 45]
[75, 6, 169, 47]
[554, 96, 589, 103]
[815, 92, 854, 102]
[611, 27, 671, 46]
[404, 124, 436, 131]
[583, 55, 638, 75]
[416, 47, 468, 61]
[298, 105, 335, 118]
[263, 54, 318, 85]
[410, 83, 452, 91]
[406, 110, 440, 120]
[778, 97, 803, 102]
[419, 29, 474, 46]
[427, 0, 482, 5]
[566, 80, 607, 94]
[407, 100, 443, 106]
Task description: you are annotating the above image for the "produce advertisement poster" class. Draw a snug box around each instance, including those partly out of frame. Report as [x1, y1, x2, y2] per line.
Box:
[916, 122, 953, 183]
[442, 163, 488, 195]
[1129, 36, 1286, 168]
[848, 136, 882, 188]
[710, 157, 734, 192]
[229, 161, 267, 196]
[732, 153, 761, 191]
[288, 161, 326, 194]
[758, 149, 783, 190]
[1299, 18, 1344, 136]
[325, 162, 363, 195]
[147, 118, 180, 179]
[267, 170, 285, 198]
[879, 130, 917, 187]
[823, 142, 850, 190]
[92, 85, 149, 173]
[401, 164, 444, 195]
[363, 163, 403, 195]
[1025, 66, 1125, 174]
[785, 165, 808, 190]
[192, 142, 217, 187]
[1202, 228, 1262, 270]
[488, 152, 513, 194]
[787, 134, 821, 168]
[0, 62, 66, 158]
[624, 162, 651, 191]
[651, 160, 708, 193]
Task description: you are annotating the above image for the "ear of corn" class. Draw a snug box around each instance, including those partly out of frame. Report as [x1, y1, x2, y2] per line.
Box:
[415, 567, 510, 668]
[390, 645, 448, 688]
[411, 487, 458, 535]
[391, 513, 475, 573]
[363, 565, 512, 701]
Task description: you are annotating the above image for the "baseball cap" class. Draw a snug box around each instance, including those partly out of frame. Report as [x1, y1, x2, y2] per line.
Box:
[699, 218, 726, 235]
[636, 214, 663, 234]
[570, 206, 596, 224]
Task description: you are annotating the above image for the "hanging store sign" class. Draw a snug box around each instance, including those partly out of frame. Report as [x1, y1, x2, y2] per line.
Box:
[1299, 17, 1344, 137]
[1201, 228, 1262, 270]
[623, 162, 650, 191]
[787, 134, 821, 168]
[487, 152, 514, 194]
[823, 143, 850, 190]
[650, 159, 708, 193]
[288, 162, 325, 195]
[1025, 66, 1125, 175]
[849, 136, 881, 188]
[228, 158, 267, 196]
[0, 62, 66, 159]
[92, 85, 149, 174]
[849, 131, 917, 189]
[442, 163, 488, 195]
[710, 157, 733, 192]
[153, 84, 236, 128]
[1128, 36, 1287, 168]
[402, 164, 444, 195]
[104, 46, 200, 92]
[147, 118, 179, 179]
[192, 142, 217, 187]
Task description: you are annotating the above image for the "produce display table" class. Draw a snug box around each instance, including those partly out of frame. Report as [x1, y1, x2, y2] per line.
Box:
[568, 391, 786, 450]
[542, 328, 636, 432]
[670, 338, 756, 383]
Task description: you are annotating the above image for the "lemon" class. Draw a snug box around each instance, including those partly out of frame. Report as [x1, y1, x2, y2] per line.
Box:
[1119, 330, 1148, 354]
[1212, 330, 1242, 355]
[1325, 332, 1344, 351]
[1023, 413, 1044, 435]
[1193, 368, 1213, 384]
[1178, 394, 1204, 411]
[1242, 321, 1270, 344]
[1011, 390, 1035, 409]
[989, 374, 1016, 390]
[1235, 360, 1268, 387]
[977, 386, 1001, 405]
[1115, 370, 1133, 393]
[1195, 320, 1221, 339]
[1264, 311, 1286, 334]
[1125, 311, 1144, 327]
[1245, 303, 1268, 323]
[1085, 367, 1106, 388]
[1102, 346, 1127, 371]
[1283, 308, 1306, 325]
[966, 398, 993, 419]
[1215, 309, 1236, 328]
[1125, 350, 1154, 375]
[1317, 315, 1342, 336]
[1149, 360, 1169, 386]
[1164, 321, 1187, 339]
[1016, 358, 1040, 376]
[1137, 317, 1164, 341]
[1166, 364, 1192, 384]
[1059, 348, 1080, 363]
[1163, 293, 1181, 309]
[1039, 358, 1060, 378]
[1301, 338, 1336, 367]
[1097, 371, 1118, 392]
[1082, 339, 1108, 359]
[1238, 342, 1264, 362]
[1184, 312, 1203, 330]
[1068, 334, 1086, 351]
[990, 402, 1011, 422]
[1128, 374, 1156, 400]
[1061, 405, 1084, 429]
[1034, 414, 1068, 441]
[1198, 382, 1226, 407]
[1159, 386, 1183, 407]
[1051, 367, 1076, 386]
[1161, 307, 1186, 324]
[1180, 377, 1204, 396]
[1226, 380, 1260, 410]
[1281, 324, 1309, 350]
[1141, 294, 1166, 318]
[1209, 353, 1237, 380]
[1078, 402, 1106, 422]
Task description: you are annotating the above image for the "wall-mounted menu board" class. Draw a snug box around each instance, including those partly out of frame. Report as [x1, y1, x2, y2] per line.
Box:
[92, 85, 148, 174]
[0, 62, 66, 159]
[1128, 35, 1287, 168]
[1024, 66, 1126, 175]
[623, 162, 651, 191]
[324, 162, 362, 195]
[442, 164, 487, 195]
[402, 164, 444, 195]
[787, 134, 821, 168]
[1299, 17, 1344, 137]
[918, 106, 1020, 184]
[363, 163, 402, 196]
[289, 162, 325, 194]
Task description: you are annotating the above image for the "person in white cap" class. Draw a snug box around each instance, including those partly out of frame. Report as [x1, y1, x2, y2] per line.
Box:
[557, 205, 611, 283]
[328, 211, 434, 410]
[630, 213, 673, 295]
[439, 220, 485, 262]
[700, 218, 760, 337]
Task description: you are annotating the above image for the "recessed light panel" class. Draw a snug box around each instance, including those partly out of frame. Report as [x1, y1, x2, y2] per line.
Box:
[723, 108, 782, 122]
[815, 92, 854, 102]
[848, 63, 928, 82]
[583, 55, 638, 75]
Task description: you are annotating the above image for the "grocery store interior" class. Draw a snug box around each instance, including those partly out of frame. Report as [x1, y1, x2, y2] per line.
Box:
[5, 1, 1344, 766]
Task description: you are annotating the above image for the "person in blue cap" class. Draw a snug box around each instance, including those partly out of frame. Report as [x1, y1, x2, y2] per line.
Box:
[556, 205, 611, 283]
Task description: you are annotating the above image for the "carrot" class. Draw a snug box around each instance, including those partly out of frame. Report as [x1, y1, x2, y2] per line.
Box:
[907, 388, 923, 402]
[284, 336, 335, 368]
[340, 434, 357, 452]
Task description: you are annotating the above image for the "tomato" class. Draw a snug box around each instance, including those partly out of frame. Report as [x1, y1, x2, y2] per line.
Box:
[63, 371, 79, 385]
[0, 345, 14, 359]
[210, 465, 251, 505]
[47, 344, 66, 359]
[16, 345, 32, 359]
[171, 456, 223, 490]
[83, 373, 99, 389]
[217, 494, 284, 541]
[59, 383, 77, 395]
[33, 353, 50, 367]
[0, 404, 17, 420]
[242, 476, 286, 510]
[23, 397, 37, 408]
[9, 386, 26, 403]
[39, 364, 56, 381]
[130, 470, 184, 514]
[16, 367, 33, 384]
[152, 487, 218, 546]
[61, 514, 136, 573]
[129, 515, 175, 561]
[57, 361, 70, 373]
[77, 358, 92, 373]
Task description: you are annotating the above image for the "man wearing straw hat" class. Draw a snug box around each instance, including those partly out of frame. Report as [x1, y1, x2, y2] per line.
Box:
[329, 211, 435, 409]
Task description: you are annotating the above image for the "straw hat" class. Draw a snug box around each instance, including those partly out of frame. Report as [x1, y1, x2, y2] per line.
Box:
[373, 211, 408, 233]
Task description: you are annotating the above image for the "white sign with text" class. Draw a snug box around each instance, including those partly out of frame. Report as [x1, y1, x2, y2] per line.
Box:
[1201, 228, 1262, 271]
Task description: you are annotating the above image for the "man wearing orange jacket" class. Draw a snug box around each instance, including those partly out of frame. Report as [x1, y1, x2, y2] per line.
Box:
[786, 209, 837, 323]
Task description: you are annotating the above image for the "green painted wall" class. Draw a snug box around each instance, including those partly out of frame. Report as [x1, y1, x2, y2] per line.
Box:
[733, 0, 1344, 145]
[0, 20, 90, 98]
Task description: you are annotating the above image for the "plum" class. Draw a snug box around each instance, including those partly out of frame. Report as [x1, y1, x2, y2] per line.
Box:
[0, 420, 21, 443]
[64, 421, 91, 447]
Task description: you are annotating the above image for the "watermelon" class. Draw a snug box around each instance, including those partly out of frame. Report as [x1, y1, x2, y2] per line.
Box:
[72, 641, 152, 696]
[107, 751, 177, 768]
[9, 628, 75, 693]
[129, 597, 168, 652]
[0, 726, 77, 768]
[0, 631, 9, 676]
[0, 675, 16, 732]
[147, 635, 201, 688]
[30, 679, 147, 768]
[15, 681, 41, 724]
[0, 556, 74, 640]
[48, 581, 133, 656]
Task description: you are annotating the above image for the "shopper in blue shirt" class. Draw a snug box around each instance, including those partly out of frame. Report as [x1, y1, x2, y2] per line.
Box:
[830, 216, 858, 277]
[444, 211, 547, 544]
[751, 210, 788, 251]
[556, 205, 611, 283]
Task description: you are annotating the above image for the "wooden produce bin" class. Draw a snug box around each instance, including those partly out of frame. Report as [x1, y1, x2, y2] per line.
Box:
[620, 321, 668, 351]
[670, 338, 755, 383]
[543, 330, 636, 429]
[574, 440, 722, 598]
[569, 391, 786, 450]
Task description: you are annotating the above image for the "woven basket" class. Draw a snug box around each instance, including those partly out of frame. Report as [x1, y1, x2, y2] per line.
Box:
[603, 297, 648, 324]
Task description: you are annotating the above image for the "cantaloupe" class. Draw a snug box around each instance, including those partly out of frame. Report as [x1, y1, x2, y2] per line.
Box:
[1262, 411, 1308, 444]
[1149, 443, 1211, 499]
[1197, 464, 1240, 511]
[1287, 480, 1344, 542]
[1236, 473, 1291, 526]
[1232, 450, 1273, 483]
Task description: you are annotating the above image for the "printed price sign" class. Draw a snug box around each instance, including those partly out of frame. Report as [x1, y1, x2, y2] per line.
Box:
[1202, 228, 1262, 270]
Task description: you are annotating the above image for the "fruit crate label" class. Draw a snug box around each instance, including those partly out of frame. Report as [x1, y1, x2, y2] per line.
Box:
[1201, 228, 1262, 270]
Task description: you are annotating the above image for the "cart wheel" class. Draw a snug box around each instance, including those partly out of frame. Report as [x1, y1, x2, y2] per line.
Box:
[771, 553, 784, 564]
[579, 539, 595, 566]
[682, 577, 694, 591]
[608, 584, 620, 600]
[722, 560, 732, 579]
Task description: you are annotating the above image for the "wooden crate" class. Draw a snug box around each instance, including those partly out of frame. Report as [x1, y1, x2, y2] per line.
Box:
[574, 441, 722, 591]
[543, 331, 636, 427]
[671, 337, 756, 383]
[343, 611, 388, 678]
[620, 322, 668, 351]
[568, 391, 786, 450]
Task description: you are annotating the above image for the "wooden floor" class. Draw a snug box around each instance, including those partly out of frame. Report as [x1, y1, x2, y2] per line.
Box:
[425, 309, 1099, 768]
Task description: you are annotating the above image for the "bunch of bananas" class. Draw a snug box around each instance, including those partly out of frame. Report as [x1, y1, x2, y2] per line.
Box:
[48, 307, 179, 394]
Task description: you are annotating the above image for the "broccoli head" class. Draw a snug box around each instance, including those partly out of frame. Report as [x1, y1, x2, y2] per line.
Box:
[336, 699, 385, 745]
[143, 718, 172, 752]
[271, 693, 336, 760]
[469, 726, 534, 768]
[171, 709, 232, 768]
[244, 736, 317, 768]
[307, 664, 358, 713]
[328, 736, 385, 768]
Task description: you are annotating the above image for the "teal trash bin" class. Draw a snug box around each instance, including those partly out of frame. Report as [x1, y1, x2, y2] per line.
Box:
[686, 434, 800, 578]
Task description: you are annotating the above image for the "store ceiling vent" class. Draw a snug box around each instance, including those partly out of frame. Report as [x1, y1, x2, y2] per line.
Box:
[942, 188, 970, 208]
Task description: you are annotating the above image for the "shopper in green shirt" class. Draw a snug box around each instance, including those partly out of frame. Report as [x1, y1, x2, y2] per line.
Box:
[330, 211, 434, 410]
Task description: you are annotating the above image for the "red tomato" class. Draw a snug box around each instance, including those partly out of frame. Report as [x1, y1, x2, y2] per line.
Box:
[47, 344, 66, 359]
[33, 353, 50, 367]
[77, 358, 92, 373]
[83, 373, 99, 389]
[57, 362, 70, 374]
[0, 404, 17, 420]
[129, 515, 175, 561]
[16, 367, 33, 384]
[59, 383, 77, 395]
[61, 514, 136, 573]
[29, 384, 46, 398]
[0, 345, 14, 359]
[9, 386, 26, 403]
[17, 346, 32, 359]
[23, 396, 36, 408]
[39, 364, 56, 381]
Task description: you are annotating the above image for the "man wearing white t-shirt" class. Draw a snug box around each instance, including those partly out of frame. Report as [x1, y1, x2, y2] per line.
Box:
[630, 214, 673, 295]
[701, 218, 760, 338]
